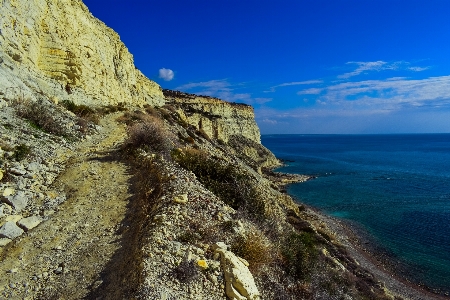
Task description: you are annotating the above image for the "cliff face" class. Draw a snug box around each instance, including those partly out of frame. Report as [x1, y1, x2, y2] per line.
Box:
[163, 90, 261, 144]
[0, 0, 164, 107]
[0, 0, 269, 150]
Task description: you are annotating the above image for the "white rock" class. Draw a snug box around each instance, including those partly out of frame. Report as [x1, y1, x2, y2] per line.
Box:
[0, 221, 24, 239]
[174, 194, 188, 204]
[17, 216, 42, 231]
[0, 238, 12, 246]
[2, 192, 28, 211]
[9, 167, 26, 176]
[2, 188, 15, 197]
[215, 248, 260, 300]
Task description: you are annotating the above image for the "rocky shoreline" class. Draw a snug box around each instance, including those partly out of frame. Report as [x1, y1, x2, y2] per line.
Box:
[285, 189, 449, 300]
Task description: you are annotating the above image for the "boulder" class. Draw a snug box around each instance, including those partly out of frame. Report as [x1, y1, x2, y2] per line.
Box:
[0, 221, 24, 239]
[215, 247, 260, 300]
[2, 192, 28, 211]
[17, 216, 42, 231]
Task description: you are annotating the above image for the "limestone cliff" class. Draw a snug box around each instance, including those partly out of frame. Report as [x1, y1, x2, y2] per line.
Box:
[163, 89, 261, 144]
[0, 0, 164, 107]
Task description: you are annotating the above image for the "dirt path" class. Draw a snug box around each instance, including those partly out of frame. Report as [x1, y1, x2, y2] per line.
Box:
[0, 113, 139, 299]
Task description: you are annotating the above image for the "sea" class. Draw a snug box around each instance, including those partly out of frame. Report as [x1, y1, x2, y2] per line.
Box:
[261, 134, 450, 294]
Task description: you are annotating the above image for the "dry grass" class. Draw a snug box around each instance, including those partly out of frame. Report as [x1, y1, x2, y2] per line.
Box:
[231, 231, 273, 271]
[123, 115, 176, 155]
[12, 97, 66, 136]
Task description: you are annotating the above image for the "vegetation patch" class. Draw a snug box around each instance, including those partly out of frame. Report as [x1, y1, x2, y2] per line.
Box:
[231, 231, 273, 271]
[12, 98, 66, 136]
[14, 144, 31, 161]
[172, 148, 265, 217]
[281, 231, 318, 280]
[61, 100, 100, 124]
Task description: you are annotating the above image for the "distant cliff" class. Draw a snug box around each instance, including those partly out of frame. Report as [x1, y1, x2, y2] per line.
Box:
[163, 89, 261, 144]
[0, 0, 163, 107]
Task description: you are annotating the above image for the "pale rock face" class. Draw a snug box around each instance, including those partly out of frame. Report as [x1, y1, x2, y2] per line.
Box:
[167, 93, 262, 144]
[0, 0, 164, 107]
[215, 247, 260, 300]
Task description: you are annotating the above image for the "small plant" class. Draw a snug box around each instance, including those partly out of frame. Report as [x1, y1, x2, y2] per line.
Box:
[12, 98, 66, 135]
[61, 100, 99, 124]
[14, 144, 31, 161]
[123, 115, 176, 155]
[172, 260, 199, 283]
[178, 231, 202, 244]
[99, 102, 128, 114]
[172, 148, 265, 217]
[281, 232, 318, 280]
[231, 231, 273, 270]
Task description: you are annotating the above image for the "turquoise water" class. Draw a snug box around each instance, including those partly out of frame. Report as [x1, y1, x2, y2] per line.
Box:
[262, 134, 450, 293]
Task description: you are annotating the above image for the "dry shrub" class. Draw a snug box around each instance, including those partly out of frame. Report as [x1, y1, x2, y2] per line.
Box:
[172, 148, 266, 217]
[172, 260, 198, 283]
[232, 231, 273, 271]
[12, 98, 66, 135]
[124, 115, 176, 155]
[61, 100, 100, 124]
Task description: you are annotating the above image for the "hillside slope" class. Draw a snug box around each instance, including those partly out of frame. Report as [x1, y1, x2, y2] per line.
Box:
[0, 1, 444, 299]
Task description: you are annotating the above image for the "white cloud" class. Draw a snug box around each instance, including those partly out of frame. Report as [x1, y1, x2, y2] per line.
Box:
[337, 61, 431, 79]
[338, 61, 388, 79]
[408, 66, 430, 72]
[297, 88, 323, 95]
[159, 68, 174, 81]
[307, 75, 450, 111]
[176, 79, 272, 105]
[266, 80, 323, 92]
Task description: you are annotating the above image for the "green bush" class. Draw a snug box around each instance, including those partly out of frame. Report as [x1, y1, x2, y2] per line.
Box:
[14, 144, 31, 161]
[281, 232, 318, 280]
[172, 148, 265, 216]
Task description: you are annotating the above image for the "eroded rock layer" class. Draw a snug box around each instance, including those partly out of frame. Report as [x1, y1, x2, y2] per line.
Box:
[0, 0, 164, 107]
[163, 89, 262, 144]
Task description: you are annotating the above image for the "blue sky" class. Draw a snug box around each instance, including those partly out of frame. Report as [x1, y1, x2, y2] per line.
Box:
[83, 0, 450, 134]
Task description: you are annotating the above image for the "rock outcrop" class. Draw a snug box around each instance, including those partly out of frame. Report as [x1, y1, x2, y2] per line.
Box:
[163, 90, 261, 144]
[0, 0, 164, 107]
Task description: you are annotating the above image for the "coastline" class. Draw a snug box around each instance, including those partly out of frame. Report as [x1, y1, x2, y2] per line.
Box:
[282, 183, 449, 300]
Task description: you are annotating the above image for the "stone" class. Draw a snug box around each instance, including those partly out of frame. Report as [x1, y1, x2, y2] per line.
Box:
[0, 221, 24, 239]
[197, 260, 209, 270]
[2, 192, 28, 211]
[174, 194, 188, 204]
[27, 162, 41, 172]
[0, 238, 12, 246]
[4, 215, 23, 223]
[215, 248, 260, 300]
[9, 167, 26, 176]
[3, 188, 15, 197]
[17, 216, 42, 232]
[211, 242, 229, 251]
